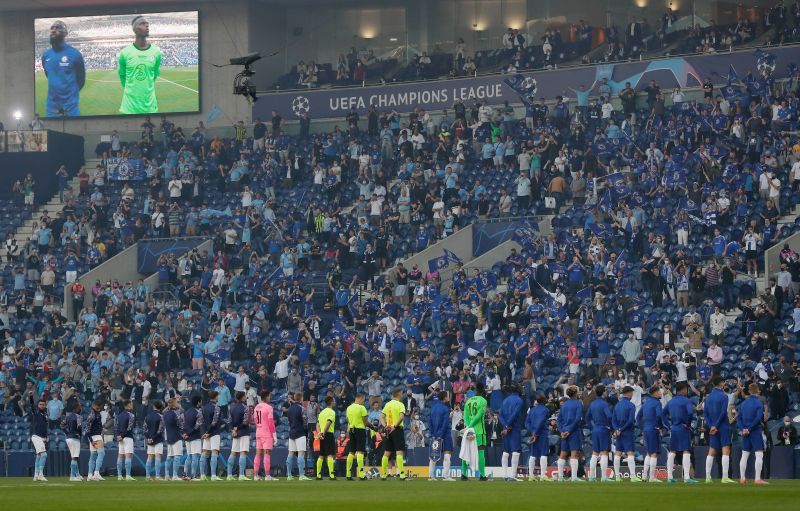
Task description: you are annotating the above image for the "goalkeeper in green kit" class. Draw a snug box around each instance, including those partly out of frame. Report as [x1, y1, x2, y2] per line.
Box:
[118, 15, 162, 114]
[461, 382, 488, 480]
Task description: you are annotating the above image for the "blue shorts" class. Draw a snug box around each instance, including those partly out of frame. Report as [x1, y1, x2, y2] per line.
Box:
[741, 429, 764, 452]
[643, 430, 661, 455]
[591, 429, 611, 452]
[559, 430, 582, 453]
[668, 427, 692, 452]
[615, 431, 635, 453]
[708, 424, 732, 450]
[441, 433, 453, 453]
[46, 100, 80, 118]
[503, 428, 521, 453]
[529, 433, 549, 457]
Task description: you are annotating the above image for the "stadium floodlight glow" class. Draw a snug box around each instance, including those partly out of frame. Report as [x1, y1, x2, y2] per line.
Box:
[13, 110, 22, 121]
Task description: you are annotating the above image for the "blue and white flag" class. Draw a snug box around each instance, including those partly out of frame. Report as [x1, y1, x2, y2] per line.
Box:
[278, 329, 299, 343]
[598, 190, 613, 214]
[677, 197, 700, 212]
[503, 74, 539, 104]
[613, 249, 628, 275]
[589, 223, 614, 240]
[107, 157, 146, 181]
[606, 172, 630, 199]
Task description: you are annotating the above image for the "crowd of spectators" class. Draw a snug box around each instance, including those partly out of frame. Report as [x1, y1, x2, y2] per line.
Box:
[3, 50, 800, 459]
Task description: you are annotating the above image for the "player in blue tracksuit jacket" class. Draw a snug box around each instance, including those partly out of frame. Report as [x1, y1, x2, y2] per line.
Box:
[703, 377, 734, 483]
[41, 21, 86, 117]
[201, 391, 224, 479]
[114, 399, 136, 480]
[525, 395, 551, 481]
[737, 383, 767, 484]
[61, 402, 83, 480]
[83, 401, 106, 480]
[30, 398, 49, 481]
[427, 392, 453, 480]
[144, 400, 165, 480]
[612, 386, 639, 481]
[182, 396, 204, 480]
[227, 391, 251, 479]
[585, 385, 612, 481]
[636, 386, 663, 482]
[499, 385, 524, 481]
[662, 382, 698, 483]
[162, 398, 185, 480]
[556, 386, 584, 481]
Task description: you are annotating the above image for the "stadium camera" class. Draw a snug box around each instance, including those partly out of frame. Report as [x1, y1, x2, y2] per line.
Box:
[231, 53, 261, 104]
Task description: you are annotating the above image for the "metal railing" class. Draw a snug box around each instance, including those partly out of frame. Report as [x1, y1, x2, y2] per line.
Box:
[0, 130, 49, 153]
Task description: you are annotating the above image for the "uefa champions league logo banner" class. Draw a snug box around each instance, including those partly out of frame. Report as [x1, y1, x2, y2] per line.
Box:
[252, 46, 800, 119]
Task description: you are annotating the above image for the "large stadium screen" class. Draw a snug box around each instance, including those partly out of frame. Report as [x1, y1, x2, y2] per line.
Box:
[34, 11, 199, 118]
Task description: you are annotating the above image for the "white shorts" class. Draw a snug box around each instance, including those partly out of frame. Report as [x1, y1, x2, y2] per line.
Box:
[202, 435, 221, 451]
[231, 435, 250, 453]
[31, 435, 47, 454]
[118, 437, 134, 455]
[89, 435, 104, 451]
[288, 436, 307, 453]
[147, 443, 163, 456]
[188, 439, 202, 455]
[66, 438, 81, 458]
[168, 441, 184, 457]
[630, 327, 642, 340]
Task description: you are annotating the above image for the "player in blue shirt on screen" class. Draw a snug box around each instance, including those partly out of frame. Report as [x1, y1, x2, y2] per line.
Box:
[41, 20, 85, 117]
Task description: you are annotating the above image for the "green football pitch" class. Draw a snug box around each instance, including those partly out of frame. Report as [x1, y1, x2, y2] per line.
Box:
[34, 66, 199, 117]
[0, 478, 797, 511]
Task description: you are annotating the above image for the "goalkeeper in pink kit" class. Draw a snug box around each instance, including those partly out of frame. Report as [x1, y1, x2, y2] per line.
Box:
[254, 390, 277, 481]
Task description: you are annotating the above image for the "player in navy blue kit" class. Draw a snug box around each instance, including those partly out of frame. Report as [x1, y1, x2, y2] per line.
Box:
[525, 395, 552, 482]
[663, 382, 698, 483]
[499, 385, 523, 482]
[144, 400, 165, 480]
[227, 391, 251, 480]
[30, 398, 49, 481]
[201, 390, 224, 481]
[737, 383, 768, 485]
[115, 399, 136, 481]
[285, 392, 310, 480]
[61, 402, 83, 481]
[585, 385, 612, 482]
[41, 20, 85, 117]
[556, 386, 584, 482]
[84, 400, 106, 481]
[612, 386, 640, 482]
[703, 377, 735, 483]
[636, 385, 663, 482]
[427, 391, 454, 481]
[183, 396, 204, 480]
[162, 397, 184, 481]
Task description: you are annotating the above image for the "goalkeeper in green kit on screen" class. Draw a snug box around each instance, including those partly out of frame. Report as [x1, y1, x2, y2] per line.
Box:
[118, 15, 162, 114]
[462, 382, 489, 480]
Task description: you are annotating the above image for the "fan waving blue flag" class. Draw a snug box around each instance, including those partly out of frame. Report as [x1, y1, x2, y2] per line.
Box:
[589, 223, 614, 240]
[677, 197, 700, 212]
[503, 74, 539, 104]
